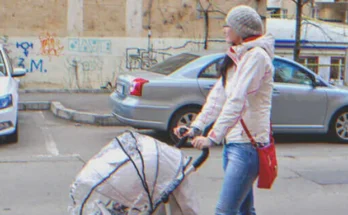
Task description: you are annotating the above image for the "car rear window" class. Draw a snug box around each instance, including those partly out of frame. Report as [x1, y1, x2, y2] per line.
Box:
[147, 53, 199, 75]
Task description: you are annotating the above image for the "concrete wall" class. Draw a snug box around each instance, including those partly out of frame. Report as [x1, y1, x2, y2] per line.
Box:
[2, 35, 228, 89]
[140, 0, 266, 38]
[318, 6, 345, 22]
[0, 0, 265, 38]
[0, 0, 68, 36]
[0, 0, 266, 89]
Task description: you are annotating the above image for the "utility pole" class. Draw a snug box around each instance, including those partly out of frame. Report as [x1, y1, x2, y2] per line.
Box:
[294, 0, 303, 62]
[293, 0, 311, 62]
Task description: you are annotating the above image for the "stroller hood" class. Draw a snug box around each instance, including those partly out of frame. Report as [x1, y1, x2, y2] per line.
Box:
[68, 131, 192, 215]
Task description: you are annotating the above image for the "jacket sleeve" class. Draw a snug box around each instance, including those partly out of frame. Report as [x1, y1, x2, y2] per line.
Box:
[207, 49, 268, 144]
[190, 77, 226, 131]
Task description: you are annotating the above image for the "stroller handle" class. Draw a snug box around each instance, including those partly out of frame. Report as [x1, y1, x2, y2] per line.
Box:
[176, 128, 209, 170]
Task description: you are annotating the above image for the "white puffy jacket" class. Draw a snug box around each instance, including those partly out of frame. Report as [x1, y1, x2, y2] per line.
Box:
[191, 34, 275, 144]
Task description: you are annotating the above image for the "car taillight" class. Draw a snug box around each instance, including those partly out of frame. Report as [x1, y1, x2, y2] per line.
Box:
[130, 78, 149, 96]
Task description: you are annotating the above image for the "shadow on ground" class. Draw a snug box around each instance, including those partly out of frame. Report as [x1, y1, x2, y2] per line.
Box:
[273, 133, 331, 144]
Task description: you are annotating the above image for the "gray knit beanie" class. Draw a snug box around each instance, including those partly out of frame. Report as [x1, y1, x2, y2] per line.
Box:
[225, 5, 263, 39]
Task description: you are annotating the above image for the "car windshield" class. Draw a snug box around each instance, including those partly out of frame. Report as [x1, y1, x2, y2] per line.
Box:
[147, 53, 199, 75]
[0, 50, 7, 77]
[0, 64, 5, 77]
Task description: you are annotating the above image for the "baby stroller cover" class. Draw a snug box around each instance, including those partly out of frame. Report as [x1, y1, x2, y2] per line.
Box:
[68, 130, 199, 215]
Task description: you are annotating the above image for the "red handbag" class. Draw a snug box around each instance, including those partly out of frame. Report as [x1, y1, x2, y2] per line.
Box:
[240, 119, 278, 189]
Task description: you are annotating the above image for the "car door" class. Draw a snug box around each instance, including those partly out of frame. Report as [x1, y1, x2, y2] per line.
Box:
[271, 59, 328, 132]
[197, 58, 222, 96]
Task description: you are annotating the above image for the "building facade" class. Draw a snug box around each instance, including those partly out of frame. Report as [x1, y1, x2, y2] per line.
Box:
[267, 0, 348, 23]
[267, 0, 348, 85]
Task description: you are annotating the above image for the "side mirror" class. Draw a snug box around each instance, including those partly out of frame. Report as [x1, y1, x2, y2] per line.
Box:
[12, 68, 26, 77]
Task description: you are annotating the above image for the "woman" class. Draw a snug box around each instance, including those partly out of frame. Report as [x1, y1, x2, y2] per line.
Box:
[174, 5, 275, 215]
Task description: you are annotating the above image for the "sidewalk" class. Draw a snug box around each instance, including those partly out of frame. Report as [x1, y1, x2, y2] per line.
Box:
[19, 92, 112, 114]
[18, 91, 122, 126]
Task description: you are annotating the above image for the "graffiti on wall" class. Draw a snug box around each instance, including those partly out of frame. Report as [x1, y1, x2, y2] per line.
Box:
[17, 57, 47, 73]
[68, 38, 112, 54]
[126, 48, 171, 70]
[14, 41, 48, 73]
[16, 42, 34, 57]
[39, 33, 64, 57]
[65, 56, 104, 88]
[124, 40, 212, 70]
[65, 56, 103, 73]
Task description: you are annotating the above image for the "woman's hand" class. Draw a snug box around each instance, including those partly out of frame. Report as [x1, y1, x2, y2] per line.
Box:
[192, 136, 214, 150]
[173, 126, 202, 139]
[173, 126, 193, 138]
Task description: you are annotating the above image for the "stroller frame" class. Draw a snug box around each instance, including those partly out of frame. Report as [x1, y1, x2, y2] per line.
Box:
[149, 132, 209, 215]
[73, 130, 209, 215]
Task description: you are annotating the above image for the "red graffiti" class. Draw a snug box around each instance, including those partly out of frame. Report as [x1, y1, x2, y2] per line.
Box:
[39, 33, 64, 57]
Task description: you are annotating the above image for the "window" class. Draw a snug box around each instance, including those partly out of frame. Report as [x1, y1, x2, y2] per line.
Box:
[199, 60, 222, 79]
[0, 51, 7, 77]
[147, 53, 199, 75]
[281, 9, 288, 19]
[273, 60, 313, 85]
[299, 56, 318, 74]
[268, 8, 281, 18]
[330, 57, 345, 80]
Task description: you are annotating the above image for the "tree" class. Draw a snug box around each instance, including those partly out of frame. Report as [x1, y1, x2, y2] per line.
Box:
[196, 0, 227, 49]
[292, 0, 312, 62]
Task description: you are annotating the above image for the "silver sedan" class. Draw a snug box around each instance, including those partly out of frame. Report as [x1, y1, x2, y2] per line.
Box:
[109, 52, 348, 144]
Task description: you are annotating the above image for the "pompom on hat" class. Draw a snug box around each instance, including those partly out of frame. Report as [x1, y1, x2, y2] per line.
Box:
[224, 5, 264, 39]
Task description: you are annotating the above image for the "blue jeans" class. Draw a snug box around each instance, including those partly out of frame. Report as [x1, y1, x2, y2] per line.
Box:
[215, 143, 259, 215]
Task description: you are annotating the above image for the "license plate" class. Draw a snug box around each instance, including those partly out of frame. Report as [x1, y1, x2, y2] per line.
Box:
[116, 84, 124, 94]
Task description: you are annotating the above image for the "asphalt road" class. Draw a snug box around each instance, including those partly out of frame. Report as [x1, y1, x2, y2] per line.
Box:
[1, 111, 348, 215]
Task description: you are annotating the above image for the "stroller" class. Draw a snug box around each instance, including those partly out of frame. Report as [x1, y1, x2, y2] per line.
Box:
[68, 129, 209, 215]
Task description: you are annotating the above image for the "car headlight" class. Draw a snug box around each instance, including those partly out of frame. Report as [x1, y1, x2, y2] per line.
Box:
[0, 94, 13, 109]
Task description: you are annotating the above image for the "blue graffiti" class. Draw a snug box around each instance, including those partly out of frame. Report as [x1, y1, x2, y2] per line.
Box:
[68, 38, 112, 54]
[17, 58, 47, 73]
[18, 58, 26, 69]
[30, 59, 47, 73]
[16, 42, 34, 57]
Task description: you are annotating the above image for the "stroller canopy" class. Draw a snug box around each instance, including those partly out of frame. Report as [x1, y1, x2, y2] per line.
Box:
[69, 131, 192, 215]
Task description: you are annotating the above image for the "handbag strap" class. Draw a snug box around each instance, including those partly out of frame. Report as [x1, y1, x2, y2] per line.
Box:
[240, 119, 273, 147]
[240, 119, 257, 147]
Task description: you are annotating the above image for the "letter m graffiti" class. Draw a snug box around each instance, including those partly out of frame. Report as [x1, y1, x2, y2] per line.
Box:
[30, 59, 44, 73]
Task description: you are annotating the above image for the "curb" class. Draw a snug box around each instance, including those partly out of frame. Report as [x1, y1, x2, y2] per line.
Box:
[19, 101, 124, 126]
[18, 101, 51, 111]
[19, 89, 112, 94]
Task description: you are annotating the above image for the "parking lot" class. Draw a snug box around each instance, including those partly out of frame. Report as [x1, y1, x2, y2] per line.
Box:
[1, 111, 348, 215]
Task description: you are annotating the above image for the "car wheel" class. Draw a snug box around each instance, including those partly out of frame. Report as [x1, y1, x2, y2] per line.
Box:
[6, 121, 18, 144]
[168, 107, 200, 145]
[330, 109, 348, 143]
